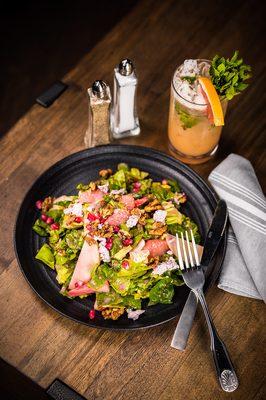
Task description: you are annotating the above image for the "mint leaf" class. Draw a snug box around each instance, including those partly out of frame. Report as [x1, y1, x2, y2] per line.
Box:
[209, 50, 251, 101]
[175, 102, 199, 129]
[182, 76, 196, 84]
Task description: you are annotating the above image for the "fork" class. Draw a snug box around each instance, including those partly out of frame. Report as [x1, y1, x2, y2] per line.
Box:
[176, 231, 239, 392]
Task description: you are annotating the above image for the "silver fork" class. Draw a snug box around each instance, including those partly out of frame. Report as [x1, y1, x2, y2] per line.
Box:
[176, 231, 239, 392]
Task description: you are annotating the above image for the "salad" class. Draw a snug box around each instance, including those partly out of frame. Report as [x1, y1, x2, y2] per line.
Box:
[33, 164, 202, 321]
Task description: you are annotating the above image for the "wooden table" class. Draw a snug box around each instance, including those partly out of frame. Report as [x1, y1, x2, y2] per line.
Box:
[0, 0, 265, 399]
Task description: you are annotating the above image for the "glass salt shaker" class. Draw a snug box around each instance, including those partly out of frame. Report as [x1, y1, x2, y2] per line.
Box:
[84, 80, 111, 148]
[111, 59, 140, 139]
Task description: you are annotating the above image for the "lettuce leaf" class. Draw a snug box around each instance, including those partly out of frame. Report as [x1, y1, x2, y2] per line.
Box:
[118, 261, 151, 278]
[96, 290, 124, 307]
[110, 277, 131, 295]
[108, 170, 126, 190]
[32, 219, 48, 237]
[36, 244, 55, 269]
[56, 263, 74, 285]
[148, 278, 175, 305]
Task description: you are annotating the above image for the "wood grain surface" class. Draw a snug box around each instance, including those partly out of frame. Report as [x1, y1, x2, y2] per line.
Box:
[0, 0, 265, 399]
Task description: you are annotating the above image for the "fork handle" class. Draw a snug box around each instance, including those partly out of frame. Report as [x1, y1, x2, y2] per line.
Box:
[193, 289, 239, 392]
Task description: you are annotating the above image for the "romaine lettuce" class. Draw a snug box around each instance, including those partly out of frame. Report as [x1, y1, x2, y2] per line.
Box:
[36, 244, 55, 269]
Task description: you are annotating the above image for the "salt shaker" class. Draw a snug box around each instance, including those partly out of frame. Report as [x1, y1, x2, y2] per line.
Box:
[84, 80, 111, 148]
[111, 59, 140, 139]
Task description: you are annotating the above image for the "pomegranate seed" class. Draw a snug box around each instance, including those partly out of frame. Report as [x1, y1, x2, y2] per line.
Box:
[133, 182, 141, 189]
[162, 179, 168, 185]
[74, 216, 82, 223]
[41, 214, 48, 222]
[87, 213, 98, 222]
[105, 238, 113, 250]
[123, 238, 133, 246]
[133, 187, 140, 193]
[89, 309, 95, 319]
[46, 217, 54, 225]
[99, 216, 107, 224]
[50, 223, 59, 230]
[35, 200, 43, 210]
[113, 226, 120, 233]
[86, 224, 92, 231]
[122, 260, 129, 270]
[75, 281, 84, 288]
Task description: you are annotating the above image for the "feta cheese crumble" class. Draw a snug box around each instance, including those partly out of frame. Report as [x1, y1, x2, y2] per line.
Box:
[97, 183, 109, 193]
[153, 210, 167, 223]
[63, 202, 83, 217]
[130, 249, 150, 263]
[152, 257, 179, 275]
[126, 215, 139, 228]
[127, 309, 145, 320]
[110, 188, 126, 195]
[97, 238, 110, 262]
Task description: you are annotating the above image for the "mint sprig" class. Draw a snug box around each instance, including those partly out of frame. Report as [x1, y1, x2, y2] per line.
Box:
[182, 76, 197, 84]
[175, 102, 199, 129]
[209, 51, 252, 100]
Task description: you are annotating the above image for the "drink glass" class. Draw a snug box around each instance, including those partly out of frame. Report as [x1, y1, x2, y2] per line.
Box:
[168, 60, 227, 164]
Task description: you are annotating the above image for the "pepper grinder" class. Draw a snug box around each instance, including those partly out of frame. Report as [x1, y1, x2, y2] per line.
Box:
[84, 80, 111, 148]
[111, 59, 140, 139]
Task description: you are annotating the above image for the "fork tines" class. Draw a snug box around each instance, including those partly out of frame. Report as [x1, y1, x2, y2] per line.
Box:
[175, 230, 200, 271]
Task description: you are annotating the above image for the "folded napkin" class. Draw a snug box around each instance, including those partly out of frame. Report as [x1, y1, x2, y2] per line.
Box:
[209, 154, 266, 303]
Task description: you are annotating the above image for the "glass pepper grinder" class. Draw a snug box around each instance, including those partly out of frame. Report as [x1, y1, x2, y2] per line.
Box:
[111, 59, 140, 139]
[84, 80, 112, 148]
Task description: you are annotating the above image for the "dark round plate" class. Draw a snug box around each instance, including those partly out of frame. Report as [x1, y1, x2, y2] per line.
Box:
[14, 145, 226, 330]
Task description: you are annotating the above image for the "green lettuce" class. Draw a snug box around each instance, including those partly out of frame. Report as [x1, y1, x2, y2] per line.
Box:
[110, 277, 131, 295]
[108, 170, 126, 190]
[32, 219, 48, 237]
[118, 261, 151, 279]
[148, 278, 175, 305]
[36, 244, 55, 269]
[96, 290, 124, 307]
[55, 263, 74, 285]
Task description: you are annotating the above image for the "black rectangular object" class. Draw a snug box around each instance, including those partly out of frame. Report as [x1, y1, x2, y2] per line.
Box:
[36, 81, 68, 107]
[46, 379, 86, 400]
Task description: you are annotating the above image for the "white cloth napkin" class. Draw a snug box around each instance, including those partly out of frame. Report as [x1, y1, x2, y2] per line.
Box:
[209, 154, 266, 303]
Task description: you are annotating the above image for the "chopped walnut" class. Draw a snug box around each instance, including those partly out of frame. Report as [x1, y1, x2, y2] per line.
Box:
[85, 236, 97, 246]
[90, 182, 96, 191]
[144, 199, 163, 212]
[101, 204, 114, 218]
[131, 208, 142, 217]
[138, 212, 149, 225]
[148, 256, 160, 269]
[149, 225, 167, 236]
[41, 196, 54, 213]
[99, 169, 112, 178]
[102, 307, 125, 320]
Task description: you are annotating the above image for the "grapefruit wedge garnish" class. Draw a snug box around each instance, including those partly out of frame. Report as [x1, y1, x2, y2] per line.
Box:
[198, 77, 224, 126]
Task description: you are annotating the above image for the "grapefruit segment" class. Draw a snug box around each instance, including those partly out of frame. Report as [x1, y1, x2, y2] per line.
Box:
[198, 77, 224, 126]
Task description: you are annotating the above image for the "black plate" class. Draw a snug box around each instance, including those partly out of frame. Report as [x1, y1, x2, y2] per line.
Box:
[14, 145, 226, 330]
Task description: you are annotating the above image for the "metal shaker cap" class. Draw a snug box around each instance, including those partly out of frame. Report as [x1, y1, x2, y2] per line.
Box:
[92, 80, 108, 98]
[119, 59, 134, 76]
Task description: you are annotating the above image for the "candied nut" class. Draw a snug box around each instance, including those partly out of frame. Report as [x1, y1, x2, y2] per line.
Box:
[90, 182, 96, 191]
[148, 256, 159, 269]
[144, 199, 163, 212]
[41, 196, 54, 213]
[85, 236, 96, 245]
[99, 168, 112, 178]
[174, 192, 187, 204]
[149, 226, 167, 236]
[102, 307, 125, 320]
[145, 204, 163, 212]
[131, 208, 142, 217]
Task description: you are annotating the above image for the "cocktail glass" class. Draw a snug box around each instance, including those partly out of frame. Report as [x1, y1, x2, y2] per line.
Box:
[168, 60, 227, 164]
